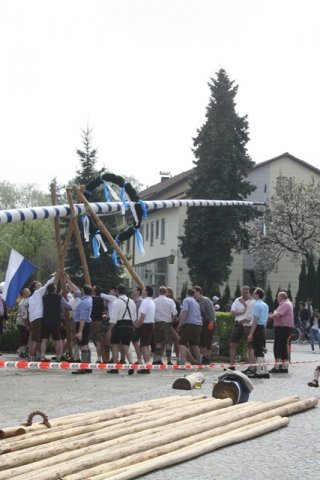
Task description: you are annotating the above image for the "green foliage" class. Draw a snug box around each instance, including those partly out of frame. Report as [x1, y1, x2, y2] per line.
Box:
[295, 260, 308, 310]
[65, 126, 123, 289]
[180, 281, 188, 301]
[0, 307, 18, 351]
[0, 182, 56, 282]
[265, 284, 274, 312]
[215, 312, 247, 360]
[220, 283, 231, 310]
[180, 69, 257, 295]
[234, 281, 241, 299]
[306, 254, 317, 306]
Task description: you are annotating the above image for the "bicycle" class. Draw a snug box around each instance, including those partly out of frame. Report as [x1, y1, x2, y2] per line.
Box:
[290, 321, 311, 344]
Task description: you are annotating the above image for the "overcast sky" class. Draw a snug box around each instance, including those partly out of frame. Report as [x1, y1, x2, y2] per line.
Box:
[1, 0, 319, 193]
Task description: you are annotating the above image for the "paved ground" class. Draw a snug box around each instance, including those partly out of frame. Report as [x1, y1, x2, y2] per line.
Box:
[0, 342, 319, 479]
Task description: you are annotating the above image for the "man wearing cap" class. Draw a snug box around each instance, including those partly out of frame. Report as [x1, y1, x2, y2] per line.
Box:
[212, 296, 220, 311]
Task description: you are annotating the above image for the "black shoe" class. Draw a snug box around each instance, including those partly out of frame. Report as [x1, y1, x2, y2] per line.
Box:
[308, 379, 319, 387]
[241, 368, 255, 376]
[128, 369, 134, 376]
[152, 360, 163, 365]
[248, 372, 264, 379]
[269, 368, 280, 373]
[86, 369, 93, 374]
[72, 370, 87, 375]
[278, 368, 288, 373]
[167, 361, 173, 365]
[137, 369, 151, 374]
[262, 373, 270, 379]
[224, 366, 235, 371]
[107, 369, 119, 374]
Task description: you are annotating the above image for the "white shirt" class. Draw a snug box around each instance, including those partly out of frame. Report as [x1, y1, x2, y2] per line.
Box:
[231, 297, 249, 322]
[243, 299, 256, 326]
[110, 295, 136, 324]
[154, 295, 177, 323]
[27, 278, 54, 323]
[139, 296, 156, 324]
[101, 293, 117, 318]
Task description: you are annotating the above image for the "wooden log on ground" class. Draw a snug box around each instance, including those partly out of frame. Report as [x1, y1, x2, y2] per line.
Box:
[0, 396, 213, 454]
[172, 372, 205, 390]
[2, 398, 306, 480]
[1, 395, 193, 439]
[0, 427, 26, 440]
[0, 398, 232, 473]
[94, 417, 289, 480]
[1, 396, 316, 480]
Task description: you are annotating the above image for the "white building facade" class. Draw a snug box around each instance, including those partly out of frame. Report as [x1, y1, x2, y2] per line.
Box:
[128, 153, 320, 298]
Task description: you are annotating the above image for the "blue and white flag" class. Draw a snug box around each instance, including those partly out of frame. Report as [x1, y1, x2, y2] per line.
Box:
[2, 249, 36, 308]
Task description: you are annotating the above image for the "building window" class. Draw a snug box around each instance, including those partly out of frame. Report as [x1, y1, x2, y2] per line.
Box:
[160, 218, 165, 244]
[155, 220, 159, 239]
[146, 223, 149, 242]
[150, 222, 154, 246]
[243, 269, 256, 287]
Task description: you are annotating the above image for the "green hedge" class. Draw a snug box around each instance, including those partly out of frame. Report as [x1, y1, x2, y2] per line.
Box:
[214, 312, 248, 360]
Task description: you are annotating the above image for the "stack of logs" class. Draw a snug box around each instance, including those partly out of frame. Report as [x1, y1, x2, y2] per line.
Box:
[0, 395, 317, 480]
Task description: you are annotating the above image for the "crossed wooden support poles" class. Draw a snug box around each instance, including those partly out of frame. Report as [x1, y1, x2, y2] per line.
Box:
[50, 184, 195, 363]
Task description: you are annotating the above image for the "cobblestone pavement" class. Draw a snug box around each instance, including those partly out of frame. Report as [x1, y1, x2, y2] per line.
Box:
[0, 342, 319, 479]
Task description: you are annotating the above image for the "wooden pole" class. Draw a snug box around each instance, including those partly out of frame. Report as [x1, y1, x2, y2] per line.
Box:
[74, 186, 144, 289]
[73, 186, 199, 364]
[66, 188, 91, 285]
[50, 183, 73, 358]
[0, 397, 317, 480]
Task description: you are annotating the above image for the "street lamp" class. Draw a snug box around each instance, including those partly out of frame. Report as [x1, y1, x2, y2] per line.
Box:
[168, 249, 176, 264]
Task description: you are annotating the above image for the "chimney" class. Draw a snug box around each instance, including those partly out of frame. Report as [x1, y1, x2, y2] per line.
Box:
[160, 171, 171, 182]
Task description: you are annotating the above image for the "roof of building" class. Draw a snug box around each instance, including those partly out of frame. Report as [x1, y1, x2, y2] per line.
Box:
[253, 152, 320, 175]
[139, 153, 320, 199]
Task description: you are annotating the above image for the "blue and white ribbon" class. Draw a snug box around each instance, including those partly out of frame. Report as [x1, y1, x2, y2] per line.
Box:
[92, 232, 108, 258]
[81, 215, 90, 242]
[134, 228, 145, 256]
[120, 182, 129, 215]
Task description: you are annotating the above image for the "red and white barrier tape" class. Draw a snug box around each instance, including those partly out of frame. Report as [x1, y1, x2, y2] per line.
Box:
[0, 359, 319, 371]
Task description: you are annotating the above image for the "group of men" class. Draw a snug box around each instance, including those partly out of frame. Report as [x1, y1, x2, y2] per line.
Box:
[227, 285, 294, 379]
[11, 275, 298, 381]
[14, 274, 219, 375]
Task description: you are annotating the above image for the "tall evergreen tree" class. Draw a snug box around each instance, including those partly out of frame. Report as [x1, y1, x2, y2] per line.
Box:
[65, 126, 122, 290]
[316, 258, 320, 309]
[220, 283, 231, 310]
[306, 254, 317, 306]
[180, 69, 257, 295]
[234, 281, 241, 299]
[265, 284, 273, 312]
[295, 260, 308, 310]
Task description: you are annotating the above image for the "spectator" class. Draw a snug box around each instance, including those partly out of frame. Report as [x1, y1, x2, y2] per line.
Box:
[153, 286, 177, 365]
[310, 309, 320, 353]
[247, 288, 269, 379]
[16, 288, 30, 358]
[134, 285, 155, 374]
[227, 286, 255, 371]
[268, 291, 294, 374]
[194, 286, 215, 364]
[177, 288, 202, 365]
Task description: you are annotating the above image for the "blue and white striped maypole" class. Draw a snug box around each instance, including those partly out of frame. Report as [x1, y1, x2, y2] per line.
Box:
[0, 199, 265, 225]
